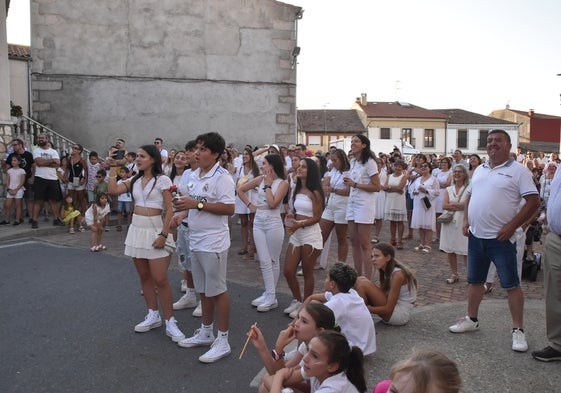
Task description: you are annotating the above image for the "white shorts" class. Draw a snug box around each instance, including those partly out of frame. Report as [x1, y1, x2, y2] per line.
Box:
[288, 222, 323, 250]
[321, 194, 348, 224]
[386, 300, 414, 326]
[346, 195, 376, 224]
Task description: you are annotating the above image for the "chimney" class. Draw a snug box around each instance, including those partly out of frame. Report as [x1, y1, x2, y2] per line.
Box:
[528, 109, 534, 117]
[360, 93, 367, 106]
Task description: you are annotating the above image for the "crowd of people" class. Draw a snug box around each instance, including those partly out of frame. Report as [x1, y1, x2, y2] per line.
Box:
[3, 130, 560, 391]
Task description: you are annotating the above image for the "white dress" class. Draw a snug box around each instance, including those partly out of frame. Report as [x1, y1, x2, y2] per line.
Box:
[439, 185, 468, 255]
[374, 169, 387, 220]
[410, 175, 439, 231]
[434, 169, 452, 213]
[384, 173, 407, 222]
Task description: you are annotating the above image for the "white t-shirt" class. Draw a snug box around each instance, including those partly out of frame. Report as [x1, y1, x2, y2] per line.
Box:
[348, 157, 378, 202]
[187, 162, 235, 252]
[324, 289, 376, 355]
[33, 147, 60, 180]
[85, 203, 110, 223]
[117, 179, 132, 202]
[306, 371, 359, 393]
[7, 167, 26, 190]
[468, 159, 538, 239]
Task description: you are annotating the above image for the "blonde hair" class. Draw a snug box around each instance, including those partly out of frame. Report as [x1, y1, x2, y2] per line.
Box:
[389, 349, 462, 393]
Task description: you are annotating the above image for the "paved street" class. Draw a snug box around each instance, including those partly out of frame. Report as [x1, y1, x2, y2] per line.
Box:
[0, 216, 557, 392]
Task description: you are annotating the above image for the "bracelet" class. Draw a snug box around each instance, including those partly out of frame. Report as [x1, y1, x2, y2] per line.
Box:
[158, 232, 168, 239]
[109, 175, 117, 179]
[263, 185, 272, 190]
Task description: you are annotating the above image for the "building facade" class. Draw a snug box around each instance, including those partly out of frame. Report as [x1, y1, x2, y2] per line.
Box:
[30, 0, 302, 152]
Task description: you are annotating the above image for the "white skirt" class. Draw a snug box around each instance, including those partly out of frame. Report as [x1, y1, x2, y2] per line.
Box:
[124, 214, 175, 259]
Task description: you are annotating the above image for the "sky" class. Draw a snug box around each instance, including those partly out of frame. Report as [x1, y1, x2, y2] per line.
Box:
[7, 0, 561, 117]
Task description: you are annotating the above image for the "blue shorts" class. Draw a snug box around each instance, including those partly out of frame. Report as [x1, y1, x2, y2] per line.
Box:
[467, 234, 520, 290]
[117, 201, 132, 214]
[176, 223, 191, 271]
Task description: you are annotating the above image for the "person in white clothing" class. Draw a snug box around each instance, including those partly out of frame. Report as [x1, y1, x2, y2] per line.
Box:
[304, 263, 376, 355]
[172, 132, 236, 364]
[344, 135, 381, 279]
[269, 331, 367, 393]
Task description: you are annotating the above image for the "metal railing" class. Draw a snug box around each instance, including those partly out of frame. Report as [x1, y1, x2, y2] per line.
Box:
[13, 115, 92, 159]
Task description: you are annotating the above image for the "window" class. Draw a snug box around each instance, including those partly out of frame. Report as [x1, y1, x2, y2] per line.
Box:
[329, 135, 339, 142]
[457, 130, 467, 149]
[308, 135, 322, 146]
[424, 129, 434, 148]
[478, 130, 489, 149]
[380, 128, 391, 139]
[401, 128, 412, 144]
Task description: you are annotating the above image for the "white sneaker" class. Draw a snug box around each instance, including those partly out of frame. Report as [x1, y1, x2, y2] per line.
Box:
[512, 329, 528, 352]
[165, 317, 185, 342]
[257, 295, 278, 312]
[198, 338, 231, 363]
[180, 279, 188, 293]
[449, 316, 479, 333]
[134, 310, 162, 332]
[192, 301, 202, 317]
[178, 328, 215, 348]
[173, 292, 197, 310]
[289, 308, 299, 319]
[283, 299, 301, 314]
[251, 293, 266, 307]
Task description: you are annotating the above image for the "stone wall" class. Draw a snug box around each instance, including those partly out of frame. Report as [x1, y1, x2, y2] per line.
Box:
[31, 0, 301, 152]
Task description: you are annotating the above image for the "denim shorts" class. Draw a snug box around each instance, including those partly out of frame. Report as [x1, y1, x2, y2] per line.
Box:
[467, 234, 520, 290]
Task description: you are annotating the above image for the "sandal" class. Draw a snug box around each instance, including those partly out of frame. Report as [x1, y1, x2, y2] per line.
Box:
[78, 226, 85, 232]
[446, 274, 459, 284]
[421, 245, 432, 253]
[90, 246, 99, 252]
[237, 249, 248, 255]
[396, 242, 404, 250]
[370, 236, 379, 244]
[390, 240, 397, 246]
[413, 244, 425, 251]
[483, 283, 494, 294]
[98, 244, 107, 251]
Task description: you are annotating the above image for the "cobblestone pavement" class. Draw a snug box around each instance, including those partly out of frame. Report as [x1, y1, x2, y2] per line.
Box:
[31, 215, 544, 308]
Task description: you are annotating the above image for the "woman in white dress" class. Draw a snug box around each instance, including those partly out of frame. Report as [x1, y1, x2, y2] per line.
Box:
[410, 162, 439, 253]
[439, 164, 469, 284]
[383, 160, 408, 249]
[371, 157, 387, 244]
[344, 135, 381, 279]
[433, 157, 452, 241]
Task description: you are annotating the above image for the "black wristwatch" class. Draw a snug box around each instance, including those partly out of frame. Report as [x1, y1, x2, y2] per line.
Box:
[263, 185, 272, 190]
[271, 349, 285, 361]
[197, 202, 204, 211]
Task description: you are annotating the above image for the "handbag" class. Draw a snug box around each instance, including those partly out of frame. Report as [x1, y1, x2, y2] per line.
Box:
[421, 196, 431, 209]
[437, 211, 454, 223]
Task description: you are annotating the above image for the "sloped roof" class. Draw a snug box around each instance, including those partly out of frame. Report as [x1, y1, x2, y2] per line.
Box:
[508, 109, 561, 120]
[356, 101, 447, 120]
[435, 108, 517, 125]
[8, 44, 31, 60]
[297, 110, 366, 133]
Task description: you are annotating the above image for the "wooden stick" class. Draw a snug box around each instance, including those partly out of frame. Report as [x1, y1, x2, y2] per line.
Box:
[239, 322, 257, 359]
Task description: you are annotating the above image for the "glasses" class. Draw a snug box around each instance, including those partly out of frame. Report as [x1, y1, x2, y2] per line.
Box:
[154, 141, 161, 145]
[72, 146, 80, 150]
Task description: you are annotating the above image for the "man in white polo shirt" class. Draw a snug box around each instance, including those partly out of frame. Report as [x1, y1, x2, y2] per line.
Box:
[449, 129, 539, 353]
[175, 132, 235, 363]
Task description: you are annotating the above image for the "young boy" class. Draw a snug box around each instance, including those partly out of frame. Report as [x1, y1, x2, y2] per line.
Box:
[116, 166, 132, 231]
[94, 169, 111, 231]
[126, 152, 137, 176]
[304, 262, 376, 356]
[86, 152, 102, 204]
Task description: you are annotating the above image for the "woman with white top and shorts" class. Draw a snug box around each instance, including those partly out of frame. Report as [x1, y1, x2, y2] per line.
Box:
[319, 148, 351, 265]
[283, 158, 325, 318]
[237, 154, 289, 312]
[344, 135, 381, 280]
[107, 144, 185, 344]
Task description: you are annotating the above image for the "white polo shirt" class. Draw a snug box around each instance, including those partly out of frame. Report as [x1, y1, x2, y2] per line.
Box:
[187, 162, 235, 252]
[467, 159, 538, 239]
[33, 147, 60, 181]
[348, 157, 378, 201]
[324, 289, 376, 355]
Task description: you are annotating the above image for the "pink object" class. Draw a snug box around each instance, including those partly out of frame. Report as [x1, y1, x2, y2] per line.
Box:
[373, 379, 391, 393]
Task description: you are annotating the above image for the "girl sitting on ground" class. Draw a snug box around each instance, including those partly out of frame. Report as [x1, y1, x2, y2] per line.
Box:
[85, 192, 110, 252]
[355, 242, 417, 325]
[60, 193, 84, 233]
[270, 330, 367, 393]
[250, 302, 338, 393]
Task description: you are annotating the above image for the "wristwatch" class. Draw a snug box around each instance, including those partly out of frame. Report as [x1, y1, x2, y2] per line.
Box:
[271, 349, 285, 361]
[197, 201, 204, 211]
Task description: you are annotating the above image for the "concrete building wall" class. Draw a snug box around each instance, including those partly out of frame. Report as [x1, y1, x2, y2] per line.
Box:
[30, 0, 300, 152]
[9, 59, 30, 116]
